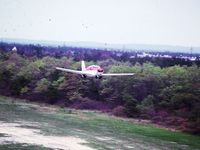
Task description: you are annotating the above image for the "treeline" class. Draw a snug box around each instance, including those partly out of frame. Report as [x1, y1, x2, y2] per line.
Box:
[1, 42, 200, 67]
[0, 46, 200, 134]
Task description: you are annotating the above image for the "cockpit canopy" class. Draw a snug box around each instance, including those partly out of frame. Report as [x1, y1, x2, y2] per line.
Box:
[97, 68, 104, 72]
[86, 65, 103, 72]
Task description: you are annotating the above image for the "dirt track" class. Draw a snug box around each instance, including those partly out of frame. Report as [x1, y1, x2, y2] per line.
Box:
[0, 121, 95, 150]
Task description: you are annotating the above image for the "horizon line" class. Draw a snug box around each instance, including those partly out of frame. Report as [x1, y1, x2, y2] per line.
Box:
[1, 37, 200, 49]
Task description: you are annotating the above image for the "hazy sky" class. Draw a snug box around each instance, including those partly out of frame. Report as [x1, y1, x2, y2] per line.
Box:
[0, 0, 200, 46]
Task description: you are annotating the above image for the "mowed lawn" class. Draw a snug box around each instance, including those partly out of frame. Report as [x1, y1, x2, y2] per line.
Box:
[0, 96, 200, 150]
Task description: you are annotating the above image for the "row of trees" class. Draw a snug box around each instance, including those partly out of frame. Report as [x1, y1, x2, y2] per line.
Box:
[0, 49, 200, 134]
[1, 42, 200, 67]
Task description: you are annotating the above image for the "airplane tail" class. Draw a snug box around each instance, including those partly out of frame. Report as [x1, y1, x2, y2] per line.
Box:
[81, 60, 86, 71]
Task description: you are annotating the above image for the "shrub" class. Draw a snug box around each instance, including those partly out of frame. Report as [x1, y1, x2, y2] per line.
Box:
[123, 94, 140, 117]
[137, 95, 155, 119]
[70, 97, 111, 110]
[112, 106, 126, 117]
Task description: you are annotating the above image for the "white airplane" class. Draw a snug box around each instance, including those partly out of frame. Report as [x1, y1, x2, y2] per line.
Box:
[56, 61, 134, 79]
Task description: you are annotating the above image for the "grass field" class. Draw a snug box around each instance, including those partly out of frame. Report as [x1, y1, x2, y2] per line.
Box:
[0, 96, 200, 150]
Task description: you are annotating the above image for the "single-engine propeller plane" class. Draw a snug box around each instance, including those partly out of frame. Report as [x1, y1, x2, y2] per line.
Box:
[56, 61, 134, 79]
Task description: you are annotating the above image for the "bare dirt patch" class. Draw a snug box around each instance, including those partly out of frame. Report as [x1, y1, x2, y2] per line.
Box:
[0, 121, 95, 150]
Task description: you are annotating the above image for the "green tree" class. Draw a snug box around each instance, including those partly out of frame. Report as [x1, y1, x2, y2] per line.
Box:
[137, 95, 155, 119]
[171, 93, 198, 111]
[10, 76, 30, 95]
[123, 93, 139, 117]
[34, 78, 51, 93]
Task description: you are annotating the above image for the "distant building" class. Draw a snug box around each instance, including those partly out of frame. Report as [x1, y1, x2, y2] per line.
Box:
[12, 46, 17, 52]
[130, 51, 196, 61]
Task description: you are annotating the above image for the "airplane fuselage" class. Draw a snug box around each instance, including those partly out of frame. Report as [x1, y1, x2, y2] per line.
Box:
[82, 65, 104, 78]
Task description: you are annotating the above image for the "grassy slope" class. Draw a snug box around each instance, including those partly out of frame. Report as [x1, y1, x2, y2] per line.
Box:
[0, 96, 200, 150]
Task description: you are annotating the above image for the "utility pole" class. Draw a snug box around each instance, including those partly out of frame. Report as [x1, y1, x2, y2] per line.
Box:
[190, 47, 193, 56]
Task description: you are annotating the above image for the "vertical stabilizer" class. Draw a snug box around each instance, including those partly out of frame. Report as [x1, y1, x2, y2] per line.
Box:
[81, 60, 86, 71]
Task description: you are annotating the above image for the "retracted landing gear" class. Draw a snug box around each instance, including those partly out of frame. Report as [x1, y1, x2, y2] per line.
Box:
[82, 74, 87, 78]
[95, 76, 102, 79]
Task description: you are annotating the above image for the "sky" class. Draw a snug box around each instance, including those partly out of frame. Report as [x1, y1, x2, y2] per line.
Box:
[0, 0, 200, 47]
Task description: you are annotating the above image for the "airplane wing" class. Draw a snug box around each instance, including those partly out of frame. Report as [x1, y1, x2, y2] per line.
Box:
[102, 73, 134, 76]
[56, 67, 84, 75]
